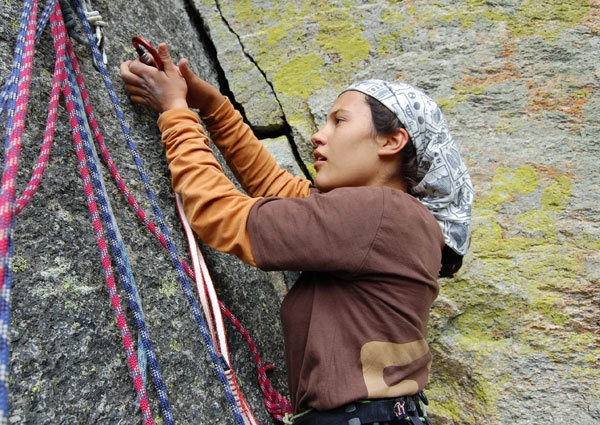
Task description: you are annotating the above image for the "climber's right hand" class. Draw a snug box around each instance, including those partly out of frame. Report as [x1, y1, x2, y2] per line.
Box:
[120, 43, 188, 113]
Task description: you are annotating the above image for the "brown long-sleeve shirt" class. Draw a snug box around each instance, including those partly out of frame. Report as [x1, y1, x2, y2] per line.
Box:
[158, 99, 443, 414]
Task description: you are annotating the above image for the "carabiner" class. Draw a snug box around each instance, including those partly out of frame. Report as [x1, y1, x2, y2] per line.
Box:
[132, 36, 164, 71]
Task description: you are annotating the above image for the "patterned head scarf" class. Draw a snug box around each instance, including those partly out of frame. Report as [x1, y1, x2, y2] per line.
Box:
[344, 79, 474, 256]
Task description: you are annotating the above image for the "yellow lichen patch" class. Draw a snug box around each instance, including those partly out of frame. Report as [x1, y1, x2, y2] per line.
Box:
[158, 272, 178, 298]
[515, 210, 557, 241]
[10, 255, 29, 273]
[315, 16, 370, 64]
[476, 165, 540, 212]
[465, 1, 507, 29]
[494, 118, 515, 134]
[231, 0, 260, 22]
[230, 1, 371, 101]
[273, 54, 327, 98]
[428, 370, 501, 423]
[408, 0, 508, 30]
[430, 163, 599, 420]
[304, 162, 317, 180]
[378, 8, 414, 55]
[541, 175, 573, 211]
[508, 0, 591, 40]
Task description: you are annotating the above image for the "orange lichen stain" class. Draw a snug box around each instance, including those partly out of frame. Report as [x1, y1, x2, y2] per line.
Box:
[529, 164, 576, 180]
[461, 62, 520, 88]
[581, 0, 600, 33]
[443, 37, 520, 110]
[448, 56, 520, 107]
[501, 41, 518, 59]
[525, 76, 593, 130]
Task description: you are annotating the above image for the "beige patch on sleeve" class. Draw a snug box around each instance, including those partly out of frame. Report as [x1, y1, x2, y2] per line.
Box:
[360, 339, 430, 398]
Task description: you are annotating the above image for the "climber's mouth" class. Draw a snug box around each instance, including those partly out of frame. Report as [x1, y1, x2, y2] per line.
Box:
[314, 151, 326, 169]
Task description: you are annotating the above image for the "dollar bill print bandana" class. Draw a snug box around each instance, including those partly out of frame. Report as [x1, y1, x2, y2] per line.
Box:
[344, 79, 474, 256]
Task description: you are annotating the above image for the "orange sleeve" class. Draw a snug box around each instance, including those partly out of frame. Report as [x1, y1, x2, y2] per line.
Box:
[158, 108, 258, 266]
[201, 98, 311, 199]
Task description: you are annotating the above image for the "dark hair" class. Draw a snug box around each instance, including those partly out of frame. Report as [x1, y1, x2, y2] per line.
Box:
[365, 94, 463, 278]
[365, 95, 418, 189]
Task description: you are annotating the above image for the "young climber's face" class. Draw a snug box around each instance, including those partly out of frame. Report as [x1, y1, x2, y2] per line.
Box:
[311, 91, 387, 192]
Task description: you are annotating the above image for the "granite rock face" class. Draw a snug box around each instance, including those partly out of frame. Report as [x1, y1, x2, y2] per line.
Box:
[1, 0, 599, 424]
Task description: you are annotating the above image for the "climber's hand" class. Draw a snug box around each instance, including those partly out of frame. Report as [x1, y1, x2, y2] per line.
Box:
[178, 60, 225, 116]
[120, 43, 188, 112]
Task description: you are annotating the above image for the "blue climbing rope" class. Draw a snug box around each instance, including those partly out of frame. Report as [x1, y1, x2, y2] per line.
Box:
[63, 55, 154, 396]
[70, 0, 248, 423]
[63, 56, 175, 422]
[1, 1, 253, 423]
[0, 1, 40, 421]
[0, 0, 54, 124]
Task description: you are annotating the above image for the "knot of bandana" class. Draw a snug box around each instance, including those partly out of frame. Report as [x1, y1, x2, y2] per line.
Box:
[344, 79, 474, 256]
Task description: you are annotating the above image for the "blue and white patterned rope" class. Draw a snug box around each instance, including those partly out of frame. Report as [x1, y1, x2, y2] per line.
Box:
[71, 0, 247, 423]
[0, 0, 54, 126]
[63, 46, 174, 422]
[0, 1, 40, 422]
[63, 57, 150, 385]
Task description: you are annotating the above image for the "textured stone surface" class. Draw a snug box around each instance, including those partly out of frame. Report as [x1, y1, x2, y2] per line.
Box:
[1, 0, 599, 424]
[1, 1, 287, 424]
[188, 0, 284, 133]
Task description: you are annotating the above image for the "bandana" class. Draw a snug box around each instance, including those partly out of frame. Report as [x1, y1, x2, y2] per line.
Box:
[344, 79, 473, 256]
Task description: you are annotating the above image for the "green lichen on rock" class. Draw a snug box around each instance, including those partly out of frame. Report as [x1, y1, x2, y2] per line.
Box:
[404, 0, 589, 39]
[436, 95, 468, 113]
[409, 0, 508, 30]
[158, 272, 178, 298]
[429, 163, 599, 423]
[315, 14, 370, 64]
[230, 1, 371, 100]
[305, 162, 317, 180]
[508, 0, 591, 40]
[10, 255, 29, 273]
[273, 54, 327, 98]
[427, 370, 500, 423]
[482, 164, 540, 207]
[377, 7, 414, 55]
[541, 175, 572, 211]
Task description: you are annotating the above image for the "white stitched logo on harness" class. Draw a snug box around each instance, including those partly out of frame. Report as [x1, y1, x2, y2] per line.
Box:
[394, 401, 406, 417]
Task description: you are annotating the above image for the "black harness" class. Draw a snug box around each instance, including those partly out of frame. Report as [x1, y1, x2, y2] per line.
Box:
[293, 393, 432, 425]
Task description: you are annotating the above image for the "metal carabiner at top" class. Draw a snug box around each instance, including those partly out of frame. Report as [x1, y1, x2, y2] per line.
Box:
[132, 36, 164, 71]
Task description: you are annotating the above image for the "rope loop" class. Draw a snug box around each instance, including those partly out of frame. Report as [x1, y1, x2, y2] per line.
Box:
[58, 0, 106, 67]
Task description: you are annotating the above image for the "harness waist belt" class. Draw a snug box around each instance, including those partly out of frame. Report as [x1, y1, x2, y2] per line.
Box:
[293, 395, 429, 425]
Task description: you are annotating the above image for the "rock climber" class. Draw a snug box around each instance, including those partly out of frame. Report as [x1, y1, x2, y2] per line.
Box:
[120, 43, 473, 425]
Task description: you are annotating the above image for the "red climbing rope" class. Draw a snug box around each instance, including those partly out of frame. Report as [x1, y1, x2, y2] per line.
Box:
[50, 3, 156, 423]
[132, 34, 293, 423]
[0, 0, 38, 293]
[3, 1, 293, 423]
